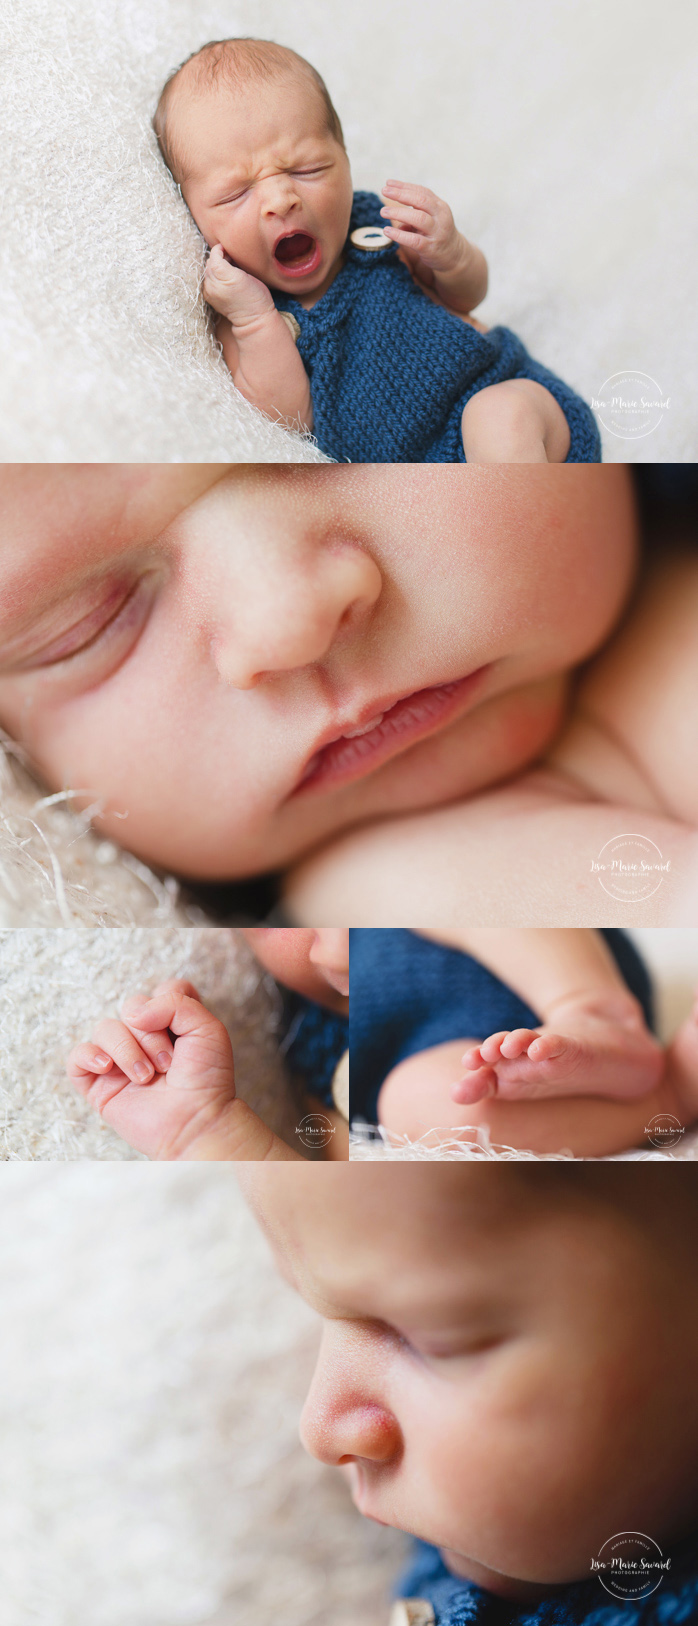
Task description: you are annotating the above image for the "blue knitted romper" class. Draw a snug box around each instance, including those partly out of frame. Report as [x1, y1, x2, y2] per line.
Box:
[396, 1536, 698, 1626]
[273, 191, 601, 464]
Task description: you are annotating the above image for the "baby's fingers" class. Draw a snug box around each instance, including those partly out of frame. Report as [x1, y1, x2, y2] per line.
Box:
[121, 983, 233, 1085]
[382, 180, 439, 210]
[380, 199, 434, 234]
[66, 1042, 114, 1088]
[90, 1019, 158, 1084]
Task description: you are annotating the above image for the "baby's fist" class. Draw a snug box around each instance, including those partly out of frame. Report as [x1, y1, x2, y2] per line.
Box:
[67, 979, 236, 1161]
[203, 244, 274, 327]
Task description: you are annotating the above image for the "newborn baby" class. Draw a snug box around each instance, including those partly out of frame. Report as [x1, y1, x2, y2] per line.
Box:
[241, 1164, 698, 1618]
[0, 464, 695, 929]
[65, 929, 349, 1160]
[153, 38, 600, 463]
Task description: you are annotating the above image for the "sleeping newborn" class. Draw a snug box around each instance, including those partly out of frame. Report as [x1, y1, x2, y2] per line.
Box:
[242, 1164, 698, 1616]
[153, 38, 600, 464]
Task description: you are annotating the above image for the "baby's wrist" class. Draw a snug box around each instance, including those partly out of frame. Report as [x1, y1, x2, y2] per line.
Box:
[227, 305, 286, 342]
[178, 1098, 303, 1162]
[434, 234, 476, 283]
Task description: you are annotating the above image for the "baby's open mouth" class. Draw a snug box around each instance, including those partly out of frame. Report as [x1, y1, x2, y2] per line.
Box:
[273, 232, 321, 275]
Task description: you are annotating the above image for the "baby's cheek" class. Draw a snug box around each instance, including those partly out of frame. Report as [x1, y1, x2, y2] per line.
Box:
[481, 674, 570, 784]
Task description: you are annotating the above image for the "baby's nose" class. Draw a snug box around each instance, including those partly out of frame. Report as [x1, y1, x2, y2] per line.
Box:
[260, 174, 300, 215]
[299, 1324, 401, 1467]
[214, 547, 382, 689]
[300, 1393, 401, 1468]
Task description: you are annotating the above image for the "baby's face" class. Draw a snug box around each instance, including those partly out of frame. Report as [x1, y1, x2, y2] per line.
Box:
[244, 1166, 698, 1597]
[242, 927, 349, 1012]
[173, 73, 353, 299]
[0, 464, 635, 880]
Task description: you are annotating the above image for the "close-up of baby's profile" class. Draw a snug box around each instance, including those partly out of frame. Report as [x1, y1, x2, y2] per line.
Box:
[0, 462, 696, 930]
[152, 37, 599, 465]
[242, 1163, 698, 1621]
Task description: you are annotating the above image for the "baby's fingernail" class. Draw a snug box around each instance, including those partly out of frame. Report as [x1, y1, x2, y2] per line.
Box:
[133, 1061, 152, 1082]
[93, 1052, 111, 1069]
[156, 1052, 172, 1073]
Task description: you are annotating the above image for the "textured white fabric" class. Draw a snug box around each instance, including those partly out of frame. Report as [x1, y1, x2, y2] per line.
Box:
[0, 1167, 406, 1624]
[1, 0, 695, 461]
[0, 926, 304, 1161]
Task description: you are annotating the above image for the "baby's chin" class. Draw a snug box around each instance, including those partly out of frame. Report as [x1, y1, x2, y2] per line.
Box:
[439, 1549, 562, 1602]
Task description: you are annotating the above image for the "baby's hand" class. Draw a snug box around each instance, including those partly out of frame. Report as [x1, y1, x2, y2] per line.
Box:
[203, 244, 275, 329]
[380, 181, 467, 278]
[67, 979, 303, 1160]
[67, 979, 235, 1158]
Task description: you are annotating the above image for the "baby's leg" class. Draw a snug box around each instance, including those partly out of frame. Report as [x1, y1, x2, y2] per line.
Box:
[461, 380, 571, 463]
[377, 1038, 693, 1159]
[429, 928, 663, 1104]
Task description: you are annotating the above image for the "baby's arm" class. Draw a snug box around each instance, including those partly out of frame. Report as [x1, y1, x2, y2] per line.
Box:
[416, 928, 662, 1103]
[284, 767, 698, 927]
[66, 979, 302, 1161]
[204, 246, 313, 430]
[380, 181, 488, 314]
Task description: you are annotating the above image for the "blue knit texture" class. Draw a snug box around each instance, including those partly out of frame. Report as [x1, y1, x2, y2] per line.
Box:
[280, 990, 348, 1110]
[349, 928, 653, 1124]
[396, 1540, 698, 1626]
[273, 192, 601, 463]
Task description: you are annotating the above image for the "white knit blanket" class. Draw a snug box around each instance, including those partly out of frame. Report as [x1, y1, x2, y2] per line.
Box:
[0, 1168, 407, 1625]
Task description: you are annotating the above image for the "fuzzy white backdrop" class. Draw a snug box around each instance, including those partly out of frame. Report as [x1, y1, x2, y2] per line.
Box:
[1, 0, 696, 462]
[0, 926, 304, 1161]
[0, 1166, 407, 1625]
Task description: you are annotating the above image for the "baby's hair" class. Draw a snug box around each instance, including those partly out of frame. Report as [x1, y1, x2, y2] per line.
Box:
[153, 38, 345, 186]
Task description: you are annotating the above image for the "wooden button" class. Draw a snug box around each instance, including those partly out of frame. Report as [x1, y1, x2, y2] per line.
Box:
[389, 1602, 436, 1626]
[350, 226, 392, 251]
[278, 310, 301, 343]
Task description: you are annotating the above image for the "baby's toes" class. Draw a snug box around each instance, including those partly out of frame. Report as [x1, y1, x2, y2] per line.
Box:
[478, 1031, 511, 1065]
[451, 1067, 497, 1105]
[461, 1043, 486, 1071]
[526, 1031, 568, 1062]
[499, 1028, 541, 1060]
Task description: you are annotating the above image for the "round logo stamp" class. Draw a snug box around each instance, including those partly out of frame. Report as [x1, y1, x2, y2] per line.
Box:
[645, 1113, 684, 1150]
[295, 1112, 335, 1150]
[591, 834, 669, 902]
[591, 372, 670, 439]
[591, 1532, 669, 1600]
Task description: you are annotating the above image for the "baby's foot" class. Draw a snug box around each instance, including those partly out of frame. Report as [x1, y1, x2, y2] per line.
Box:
[454, 993, 663, 1105]
[203, 244, 274, 328]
